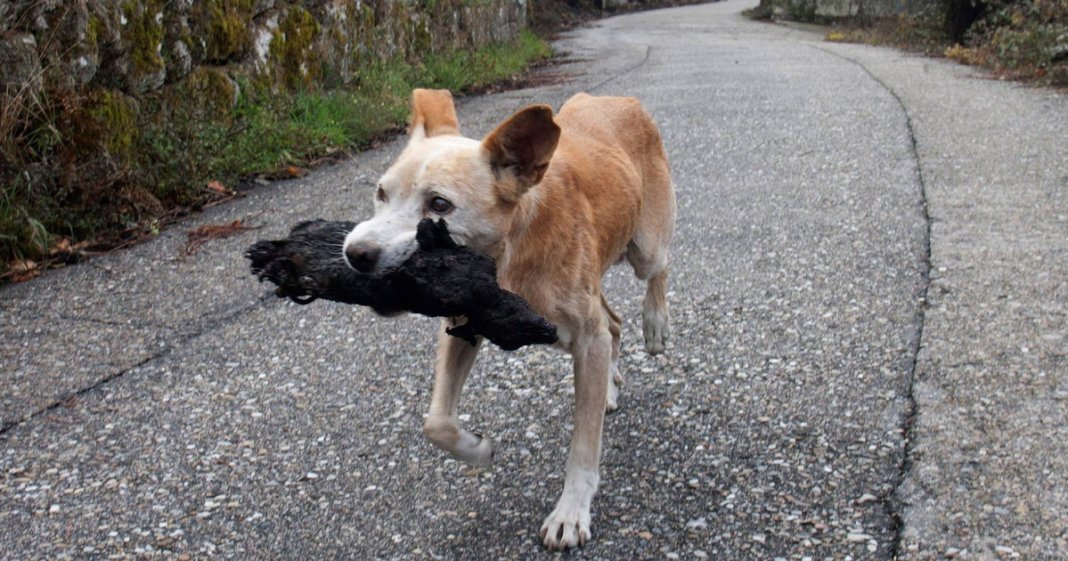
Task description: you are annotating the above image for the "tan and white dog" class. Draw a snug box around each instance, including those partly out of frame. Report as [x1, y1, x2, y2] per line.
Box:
[342, 89, 675, 549]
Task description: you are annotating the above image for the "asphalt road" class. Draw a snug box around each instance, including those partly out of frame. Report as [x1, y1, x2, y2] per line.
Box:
[2, 1, 1065, 560]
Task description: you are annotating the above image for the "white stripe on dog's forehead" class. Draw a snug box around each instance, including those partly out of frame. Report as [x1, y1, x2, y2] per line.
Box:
[433, 135, 480, 149]
[382, 135, 481, 189]
[421, 137, 481, 168]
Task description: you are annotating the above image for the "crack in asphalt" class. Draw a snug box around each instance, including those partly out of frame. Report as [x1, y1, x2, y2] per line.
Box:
[588, 44, 653, 93]
[0, 354, 161, 436]
[811, 44, 933, 559]
[0, 295, 274, 438]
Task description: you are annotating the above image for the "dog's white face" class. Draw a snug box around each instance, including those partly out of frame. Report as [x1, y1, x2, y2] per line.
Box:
[342, 91, 559, 275]
[343, 88, 563, 273]
[342, 134, 512, 273]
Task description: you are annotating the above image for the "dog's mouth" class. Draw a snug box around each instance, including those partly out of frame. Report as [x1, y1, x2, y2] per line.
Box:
[362, 219, 460, 318]
[370, 305, 406, 317]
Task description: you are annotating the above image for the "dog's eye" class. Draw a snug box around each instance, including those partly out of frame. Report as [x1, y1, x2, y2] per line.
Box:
[376, 187, 388, 203]
[429, 197, 453, 214]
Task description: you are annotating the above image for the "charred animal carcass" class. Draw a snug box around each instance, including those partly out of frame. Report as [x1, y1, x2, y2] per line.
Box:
[246, 218, 557, 351]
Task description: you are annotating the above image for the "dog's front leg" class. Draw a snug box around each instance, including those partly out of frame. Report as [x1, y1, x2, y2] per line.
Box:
[423, 320, 493, 465]
[540, 326, 612, 549]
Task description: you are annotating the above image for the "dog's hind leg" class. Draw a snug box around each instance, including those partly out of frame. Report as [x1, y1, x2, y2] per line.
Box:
[640, 269, 670, 354]
[627, 228, 672, 355]
[628, 150, 674, 355]
[423, 319, 493, 465]
[601, 294, 623, 412]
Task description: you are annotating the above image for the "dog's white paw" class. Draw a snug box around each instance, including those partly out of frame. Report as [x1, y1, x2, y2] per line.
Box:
[606, 370, 623, 412]
[643, 310, 670, 355]
[454, 430, 494, 466]
[424, 421, 494, 466]
[539, 500, 591, 550]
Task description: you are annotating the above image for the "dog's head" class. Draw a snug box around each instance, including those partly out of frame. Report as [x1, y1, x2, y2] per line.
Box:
[342, 89, 561, 273]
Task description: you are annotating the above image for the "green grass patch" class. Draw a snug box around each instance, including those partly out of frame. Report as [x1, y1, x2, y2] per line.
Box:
[0, 175, 54, 263]
[1, 30, 552, 277]
[420, 30, 553, 91]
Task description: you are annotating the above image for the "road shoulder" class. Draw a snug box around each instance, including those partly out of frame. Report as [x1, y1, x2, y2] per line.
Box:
[817, 41, 1068, 560]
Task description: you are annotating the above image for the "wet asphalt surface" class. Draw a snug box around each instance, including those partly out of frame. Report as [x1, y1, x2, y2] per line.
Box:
[6, 1, 1063, 559]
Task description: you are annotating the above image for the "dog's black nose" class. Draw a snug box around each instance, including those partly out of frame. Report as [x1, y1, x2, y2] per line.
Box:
[345, 242, 381, 272]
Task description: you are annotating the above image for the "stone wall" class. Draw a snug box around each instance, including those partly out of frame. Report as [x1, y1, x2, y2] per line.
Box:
[0, 0, 536, 270]
[0, 0, 527, 99]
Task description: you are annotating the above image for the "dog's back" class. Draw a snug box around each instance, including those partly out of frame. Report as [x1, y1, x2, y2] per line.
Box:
[557, 93, 669, 176]
[552, 94, 673, 275]
[500, 94, 675, 331]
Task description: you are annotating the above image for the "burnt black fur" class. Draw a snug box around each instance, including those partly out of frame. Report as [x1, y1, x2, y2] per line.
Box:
[246, 218, 558, 351]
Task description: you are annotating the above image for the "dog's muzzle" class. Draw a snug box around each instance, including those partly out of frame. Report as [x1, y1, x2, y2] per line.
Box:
[344, 242, 381, 272]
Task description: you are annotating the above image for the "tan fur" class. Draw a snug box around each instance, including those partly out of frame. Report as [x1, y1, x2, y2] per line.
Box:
[410, 89, 461, 137]
[345, 89, 675, 549]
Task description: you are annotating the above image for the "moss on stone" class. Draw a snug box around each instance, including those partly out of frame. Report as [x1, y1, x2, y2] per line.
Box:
[86, 14, 102, 51]
[86, 89, 139, 158]
[269, 5, 322, 90]
[122, 0, 165, 74]
[408, 15, 433, 56]
[343, 2, 377, 69]
[390, 1, 412, 58]
[197, 0, 255, 63]
[179, 67, 239, 120]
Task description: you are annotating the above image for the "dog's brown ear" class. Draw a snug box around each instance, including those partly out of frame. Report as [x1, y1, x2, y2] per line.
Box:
[482, 105, 560, 203]
[410, 89, 460, 139]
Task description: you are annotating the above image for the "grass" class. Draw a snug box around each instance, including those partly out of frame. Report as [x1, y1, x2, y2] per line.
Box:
[421, 30, 552, 91]
[0, 176, 53, 264]
[0, 30, 552, 279]
[0, 83, 63, 268]
[157, 29, 550, 193]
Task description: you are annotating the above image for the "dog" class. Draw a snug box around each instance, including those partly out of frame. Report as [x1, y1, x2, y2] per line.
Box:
[342, 89, 675, 549]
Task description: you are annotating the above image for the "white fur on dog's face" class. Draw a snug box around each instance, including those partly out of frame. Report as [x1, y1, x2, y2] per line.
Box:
[343, 134, 513, 273]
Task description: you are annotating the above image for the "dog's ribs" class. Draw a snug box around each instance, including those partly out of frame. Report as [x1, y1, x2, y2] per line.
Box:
[246, 218, 558, 351]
